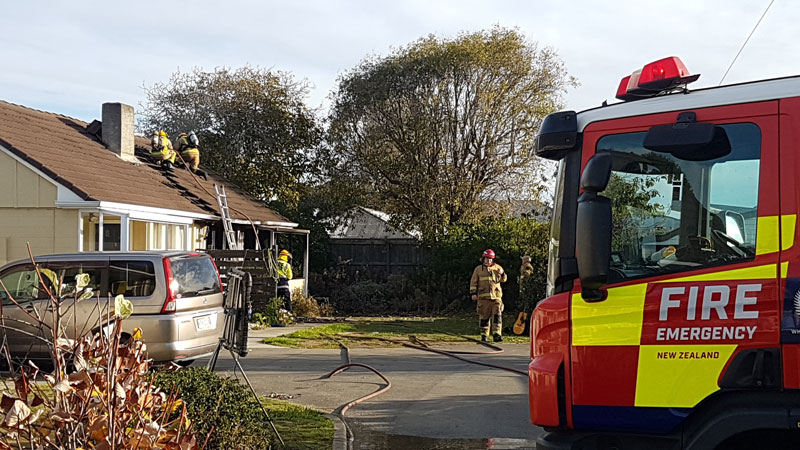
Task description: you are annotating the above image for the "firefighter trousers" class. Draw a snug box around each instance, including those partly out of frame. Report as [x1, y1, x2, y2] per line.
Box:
[477, 299, 503, 336]
[277, 277, 292, 312]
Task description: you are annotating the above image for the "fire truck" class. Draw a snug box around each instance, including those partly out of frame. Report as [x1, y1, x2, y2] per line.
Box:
[530, 56, 800, 449]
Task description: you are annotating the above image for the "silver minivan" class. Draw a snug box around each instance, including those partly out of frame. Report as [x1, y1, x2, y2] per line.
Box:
[0, 251, 224, 364]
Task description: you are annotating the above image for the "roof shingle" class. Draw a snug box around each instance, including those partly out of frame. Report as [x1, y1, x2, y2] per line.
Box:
[0, 100, 290, 224]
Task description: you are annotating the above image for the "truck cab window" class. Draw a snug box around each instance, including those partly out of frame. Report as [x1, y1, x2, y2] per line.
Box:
[597, 123, 761, 282]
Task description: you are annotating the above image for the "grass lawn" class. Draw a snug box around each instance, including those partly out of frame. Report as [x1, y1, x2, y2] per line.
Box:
[262, 398, 334, 450]
[262, 316, 530, 348]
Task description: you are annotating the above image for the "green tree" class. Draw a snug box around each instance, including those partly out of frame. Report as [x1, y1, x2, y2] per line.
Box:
[605, 172, 665, 260]
[426, 215, 550, 310]
[139, 66, 322, 208]
[326, 27, 576, 240]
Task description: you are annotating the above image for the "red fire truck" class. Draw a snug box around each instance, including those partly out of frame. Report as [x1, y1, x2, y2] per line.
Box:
[530, 57, 800, 449]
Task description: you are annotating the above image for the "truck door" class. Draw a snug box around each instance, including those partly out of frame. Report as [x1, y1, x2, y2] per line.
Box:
[570, 101, 779, 433]
[778, 97, 800, 388]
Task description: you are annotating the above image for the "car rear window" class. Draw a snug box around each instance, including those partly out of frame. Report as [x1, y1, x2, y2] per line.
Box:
[169, 256, 221, 297]
[109, 261, 156, 297]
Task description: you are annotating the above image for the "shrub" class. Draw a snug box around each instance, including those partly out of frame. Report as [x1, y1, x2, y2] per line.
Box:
[0, 318, 200, 449]
[426, 216, 550, 312]
[336, 280, 389, 314]
[154, 368, 274, 450]
[291, 288, 333, 317]
[308, 216, 550, 315]
[254, 296, 294, 326]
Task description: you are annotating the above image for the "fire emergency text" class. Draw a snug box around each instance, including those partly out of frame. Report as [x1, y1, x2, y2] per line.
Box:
[655, 325, 757, 341]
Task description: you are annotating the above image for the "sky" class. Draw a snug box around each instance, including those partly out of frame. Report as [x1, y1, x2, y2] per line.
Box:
[1, 0, 797, 124]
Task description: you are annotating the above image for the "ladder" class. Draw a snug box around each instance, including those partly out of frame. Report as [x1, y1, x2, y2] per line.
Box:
[214, 184, 238, 250]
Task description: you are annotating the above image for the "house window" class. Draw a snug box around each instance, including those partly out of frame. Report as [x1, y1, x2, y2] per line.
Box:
[80, 212, 122, 251]
[134, 221, 190, 251]
[99, 214, 121, 251]
[166, 224, 185, 250]
[147, 223, 166, 250]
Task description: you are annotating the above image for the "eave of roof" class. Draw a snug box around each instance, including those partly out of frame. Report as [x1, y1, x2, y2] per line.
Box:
[0, 99, 293, 226]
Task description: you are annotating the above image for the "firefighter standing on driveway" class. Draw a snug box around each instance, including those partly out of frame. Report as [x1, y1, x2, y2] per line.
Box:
[276, 250, 293, 312]
[470, 248, 507, 342]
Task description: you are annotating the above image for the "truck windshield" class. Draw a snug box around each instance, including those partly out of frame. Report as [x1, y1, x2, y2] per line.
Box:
[597, 123, 761, 282]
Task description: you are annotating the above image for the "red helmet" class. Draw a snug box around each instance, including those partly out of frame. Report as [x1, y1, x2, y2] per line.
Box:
[482, 249, 496, 259]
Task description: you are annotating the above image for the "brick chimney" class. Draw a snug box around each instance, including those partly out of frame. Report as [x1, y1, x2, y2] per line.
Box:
[101, 102, 136, 162]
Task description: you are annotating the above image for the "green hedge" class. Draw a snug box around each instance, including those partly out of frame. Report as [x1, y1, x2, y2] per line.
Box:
[154, 368, 274, 450]
[312, 216, 549, 315]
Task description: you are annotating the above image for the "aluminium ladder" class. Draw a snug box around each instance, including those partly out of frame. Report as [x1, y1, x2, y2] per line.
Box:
[214, 184, 239, 250]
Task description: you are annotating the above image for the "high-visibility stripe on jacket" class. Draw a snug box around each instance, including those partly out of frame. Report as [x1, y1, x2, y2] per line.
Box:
[176, 136, 199, 155]
[151, 136, 174, 156]
[277, 259, 293, 280]
[469, 263, 506, 300]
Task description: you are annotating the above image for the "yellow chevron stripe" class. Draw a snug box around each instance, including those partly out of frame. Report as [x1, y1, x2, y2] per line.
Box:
[783, 215, 797, 251]
[634, 345, 736, 407]
[756, 216, 779, 255]
[656, 264, 777, 282]
[572, 283, 647, 346]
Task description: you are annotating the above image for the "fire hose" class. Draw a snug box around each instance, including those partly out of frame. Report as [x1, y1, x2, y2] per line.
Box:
[321, 332, 528, 444]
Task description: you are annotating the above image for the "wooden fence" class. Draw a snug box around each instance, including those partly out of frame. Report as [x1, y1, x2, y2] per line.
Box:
[206, 249, 276, 314]
[326, 238, 424, 278]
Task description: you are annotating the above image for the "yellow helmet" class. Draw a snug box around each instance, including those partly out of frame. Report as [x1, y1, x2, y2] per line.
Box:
[159, 130, 168, 137]
[278, 249, 292, 261]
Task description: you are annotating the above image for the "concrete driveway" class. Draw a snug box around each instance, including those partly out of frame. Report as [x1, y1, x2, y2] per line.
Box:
[198, 324, 543, 446]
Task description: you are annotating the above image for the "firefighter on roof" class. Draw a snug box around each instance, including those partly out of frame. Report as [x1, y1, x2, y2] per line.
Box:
[277, 249, 293, 312]
[470, 248, 507, 342]
[150, 130, 176, 170]
[175, 131, 201, 172]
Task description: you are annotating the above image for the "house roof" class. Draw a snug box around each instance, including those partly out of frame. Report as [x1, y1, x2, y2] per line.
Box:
[0, 100, 291, 225]
[331, 207, 419, 240]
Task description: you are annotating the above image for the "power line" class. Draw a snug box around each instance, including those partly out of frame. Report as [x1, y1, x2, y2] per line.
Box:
[719, 0, 775, 86]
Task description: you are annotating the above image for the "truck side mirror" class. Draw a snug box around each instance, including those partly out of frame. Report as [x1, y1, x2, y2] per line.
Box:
[534, 110, 578, 160]
[576, 153, 613, 302]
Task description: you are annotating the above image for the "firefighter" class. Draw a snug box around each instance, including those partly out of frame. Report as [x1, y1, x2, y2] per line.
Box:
[518, 255, 535, 311]
[470, 248, 507, 342]
[276, 249, 293, 312]
[520, 255, 534, 279]
[150, 130, 176, 170]
[175, 131, 202, 173]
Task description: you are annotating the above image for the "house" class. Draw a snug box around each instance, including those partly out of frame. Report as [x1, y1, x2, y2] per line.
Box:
[329, 207, 422, 275]
[0, 100, 308, 297]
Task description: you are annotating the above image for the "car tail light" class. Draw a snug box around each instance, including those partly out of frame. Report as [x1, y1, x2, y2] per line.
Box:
[209, 256, 223, 292]
[161, 257, 179, 313]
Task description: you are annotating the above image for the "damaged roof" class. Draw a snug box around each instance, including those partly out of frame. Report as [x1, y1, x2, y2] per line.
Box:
[0, 99, 291, 225]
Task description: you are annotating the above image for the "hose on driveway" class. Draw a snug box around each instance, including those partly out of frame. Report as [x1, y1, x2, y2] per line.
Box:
[321, 332, 529, 445]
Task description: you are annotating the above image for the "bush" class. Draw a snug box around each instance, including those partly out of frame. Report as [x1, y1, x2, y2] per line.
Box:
[0, 317, 200, 449]
[309, 215, 550, 315]
[154, 368, 274, 450]
[291, 288, 333, 317]
[426, 216, 550, 312]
